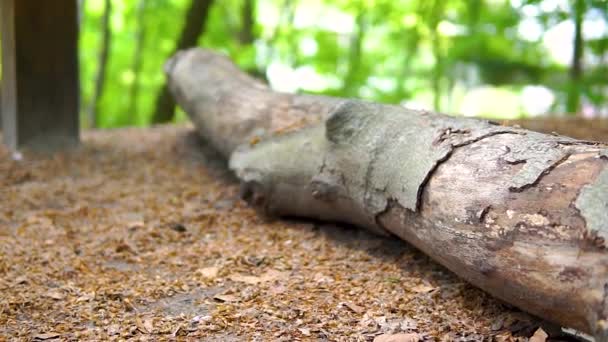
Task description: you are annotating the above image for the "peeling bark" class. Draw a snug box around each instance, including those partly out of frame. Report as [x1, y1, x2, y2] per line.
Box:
[166, 48, 608, 339]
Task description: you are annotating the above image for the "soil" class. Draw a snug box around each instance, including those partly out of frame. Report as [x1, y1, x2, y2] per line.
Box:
[0, 124, 592, 341]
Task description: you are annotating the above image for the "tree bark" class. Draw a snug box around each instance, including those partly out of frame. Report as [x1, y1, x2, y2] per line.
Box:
[165, 48, 608, 340]
[151, 0, 214, 123]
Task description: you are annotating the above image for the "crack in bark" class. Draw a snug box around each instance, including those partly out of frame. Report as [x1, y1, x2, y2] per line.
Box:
[415, 130, 519, 212]
[557, 140, 606, 147]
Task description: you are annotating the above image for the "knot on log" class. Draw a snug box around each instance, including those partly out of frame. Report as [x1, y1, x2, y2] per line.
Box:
[325, 100, 375, 145]
[239, 180, 268, 212]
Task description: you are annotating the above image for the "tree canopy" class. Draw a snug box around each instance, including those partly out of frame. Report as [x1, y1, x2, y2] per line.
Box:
[78, 0, 608, 128]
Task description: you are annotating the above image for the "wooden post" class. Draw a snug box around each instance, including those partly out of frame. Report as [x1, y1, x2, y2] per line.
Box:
[1, 0, 79, 151]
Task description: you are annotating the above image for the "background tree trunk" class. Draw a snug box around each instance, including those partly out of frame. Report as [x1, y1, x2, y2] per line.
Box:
[342, 10, 367, 97]
[567, 0, 585, 115]
[151, 0, 214, 123]
[126, 0, 147, 124]
[239, 0, 255, 45]
[86, 0, 112, 128]
[165, 49, 608, 339]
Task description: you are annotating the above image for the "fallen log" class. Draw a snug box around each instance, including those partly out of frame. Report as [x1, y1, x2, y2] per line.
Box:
[166, 48, 608, 339]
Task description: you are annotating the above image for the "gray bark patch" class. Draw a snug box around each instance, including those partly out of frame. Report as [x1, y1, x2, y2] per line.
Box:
[575, 150, 608, 244]
[501, 134, 571, 191]
[322, 100, 511, 214]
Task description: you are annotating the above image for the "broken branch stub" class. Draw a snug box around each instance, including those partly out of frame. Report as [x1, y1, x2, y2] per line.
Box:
[166, 48, 608, 339]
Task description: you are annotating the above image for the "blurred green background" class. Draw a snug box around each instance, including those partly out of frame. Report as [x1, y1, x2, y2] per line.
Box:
[79, 0, 608, 128]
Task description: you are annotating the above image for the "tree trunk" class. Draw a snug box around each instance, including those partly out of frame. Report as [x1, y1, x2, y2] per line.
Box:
[87, 0, 112, 128]
[126, 0, 147, 123]
[427, 0, 445, 111]
[238, 0, 255, 45]
[567, 0, 585, 115]
[151, 0, 214, 123]
[263, 0, 296, 67]
[342, 10, 367, 97]
[165, 48, 608, 340]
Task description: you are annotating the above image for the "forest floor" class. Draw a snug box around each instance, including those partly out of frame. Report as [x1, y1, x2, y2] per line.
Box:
[0, 124, 599, 341]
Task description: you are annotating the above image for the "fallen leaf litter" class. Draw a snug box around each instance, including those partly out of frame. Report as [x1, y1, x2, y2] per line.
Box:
[0, 125, 558, 340]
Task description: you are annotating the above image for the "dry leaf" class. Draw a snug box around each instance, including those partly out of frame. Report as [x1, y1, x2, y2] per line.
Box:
[313, 272, 333, 283]
[124, 213, 145, 229]
[76, 292, 95, 302]
[44, 289, 65, 300]
[342, 301, 364, 314]
[1, 126, 556, 339]
[135, 317, 147, 333]
[171, 324, 183, 337]
[529, 327, 548, 342]
[198, 266, 219, 279]
[230, 269, 288, 285]
[213, 294, 239, 302]
[400, 318, 418, 331]
[143, 318, 154, 334]
[33, 332, 60, 340]
[494, 332, 513, 342]
[298, 327, 311, 336]
[374, 333, 420, 342]
[135, 317, 153, 334]
[411, 284, 435, 293]
[491, 316, 505, 331]
[14, 276, 28, 285]
[115, 240, 137, 254]
[229, 274, 261, 284]
[107, 324, 120, 336]
[269, 283, 287, 295]
[259, 269, 289, 282]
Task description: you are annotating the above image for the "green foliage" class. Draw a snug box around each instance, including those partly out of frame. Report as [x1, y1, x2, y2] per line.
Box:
[80, 0, 608, 128]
